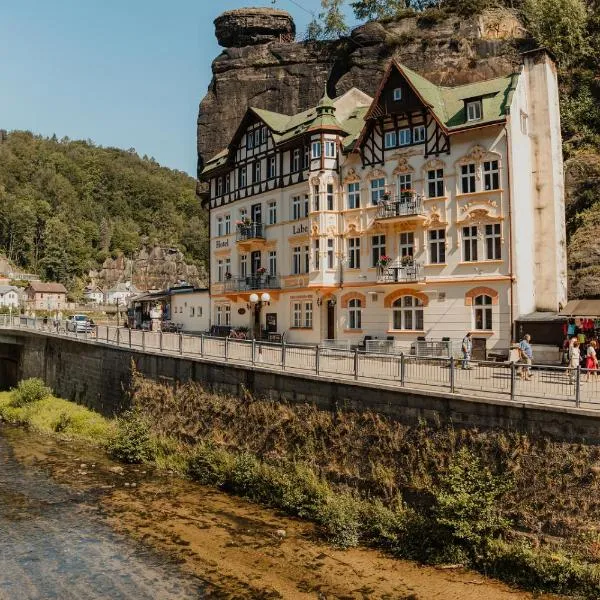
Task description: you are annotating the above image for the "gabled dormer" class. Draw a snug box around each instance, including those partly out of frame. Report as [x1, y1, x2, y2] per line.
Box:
[354, 59, 519, 166]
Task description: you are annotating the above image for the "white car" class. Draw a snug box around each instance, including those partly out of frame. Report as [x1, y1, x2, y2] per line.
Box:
[66, 314, 93, 333]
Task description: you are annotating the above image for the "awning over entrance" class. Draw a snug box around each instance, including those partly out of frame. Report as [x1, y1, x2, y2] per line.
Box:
[559, 299, 600, 317]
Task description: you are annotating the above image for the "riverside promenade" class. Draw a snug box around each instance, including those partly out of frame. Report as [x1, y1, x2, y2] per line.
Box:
[2, 316, 599, 414]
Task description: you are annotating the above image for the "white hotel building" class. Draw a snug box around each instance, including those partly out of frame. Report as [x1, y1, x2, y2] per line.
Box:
[200, 50, 567, 354]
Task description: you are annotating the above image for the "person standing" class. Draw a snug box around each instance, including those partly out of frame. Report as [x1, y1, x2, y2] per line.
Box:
[585, 340, 598, 382]
[461, 332, 473, 370]
[569, 340, 581, 384]
[519, 334, 533, 380]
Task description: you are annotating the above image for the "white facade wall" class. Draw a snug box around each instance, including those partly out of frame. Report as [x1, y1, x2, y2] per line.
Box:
[170, 291, 210, 333]
[507, 66, 536, 317]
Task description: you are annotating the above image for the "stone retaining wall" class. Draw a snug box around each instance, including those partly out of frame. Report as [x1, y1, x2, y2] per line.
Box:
[9, 331, 600, 442]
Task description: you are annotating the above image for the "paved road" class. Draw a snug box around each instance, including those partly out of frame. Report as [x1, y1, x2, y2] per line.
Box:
[0, 429, 208, 600]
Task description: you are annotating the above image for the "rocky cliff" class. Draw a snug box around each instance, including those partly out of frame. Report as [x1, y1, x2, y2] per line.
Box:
[89, 246, 207, 292]
[197, 7, 526, 171]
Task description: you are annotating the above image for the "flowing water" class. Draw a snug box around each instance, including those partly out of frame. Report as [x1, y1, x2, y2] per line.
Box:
[0, 425, 561, 600]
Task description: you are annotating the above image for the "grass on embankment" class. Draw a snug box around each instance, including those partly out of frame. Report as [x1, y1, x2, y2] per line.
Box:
[0, 379, 114, 444]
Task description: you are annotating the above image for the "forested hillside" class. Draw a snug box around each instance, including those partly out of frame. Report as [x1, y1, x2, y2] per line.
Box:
[0, 131, 207, 291]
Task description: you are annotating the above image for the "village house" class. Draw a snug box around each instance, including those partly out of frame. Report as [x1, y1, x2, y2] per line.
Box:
[84, 286, 104, 304]
[105, 282, 139, 305]
[169, 285, 210, 333]
[200, 50, 566, 355]
[25, 282, 68, 311]
[0, 285, 20, 309]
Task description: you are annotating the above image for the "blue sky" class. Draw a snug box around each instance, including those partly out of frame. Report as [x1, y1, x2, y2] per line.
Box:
[0, 1, 357, 176]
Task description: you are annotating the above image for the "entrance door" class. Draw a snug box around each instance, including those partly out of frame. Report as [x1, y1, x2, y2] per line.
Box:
[327, 301, 335, 339]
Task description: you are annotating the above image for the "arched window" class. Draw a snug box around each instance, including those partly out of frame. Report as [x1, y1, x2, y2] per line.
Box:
[392, 296, 424, 330]
[474, 295, 492, 330]
[348, 298, 362, 330]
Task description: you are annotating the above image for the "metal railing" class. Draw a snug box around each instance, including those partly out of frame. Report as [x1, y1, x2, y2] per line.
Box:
[377, 262, 423, 283]
[1, 315, 598, 411]
[235, 222, 265, 242]
[376, 193, 425, 220]
[224, 273, 281, 292]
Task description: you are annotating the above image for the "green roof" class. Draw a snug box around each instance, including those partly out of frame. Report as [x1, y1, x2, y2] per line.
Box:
[398, 63, 517, 130]
[202, 95, 351, 176]
[201, 62, 519, 176]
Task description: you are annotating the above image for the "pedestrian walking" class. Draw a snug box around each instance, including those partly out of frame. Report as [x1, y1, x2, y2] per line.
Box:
[585, 340, 598, 382]
[461, 332, 473, 370]
[566, 336, 578, 380]
[519, 334, 533, 380]
[569, 340, 581, 383]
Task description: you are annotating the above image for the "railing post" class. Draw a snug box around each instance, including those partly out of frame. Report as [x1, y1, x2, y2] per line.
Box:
[281, 340, 286, 370]
[129, 328, 132, 348]
[354, 348, 359, 380]
[575, 365, 581, 408]
[449, 356, 455, 393]
[200, 333, 204, 356]
[116, 327, 120, 346]
[315, 345, 320, 376]
[252, 338, 256, 365]
[142, 330, 146, 352]
[400, 352, 405, 386]
[106, 326, 109, 344]
[510, 361, 516, 401]
[225, 336, 229, 361]
[179, 332, 183, 355]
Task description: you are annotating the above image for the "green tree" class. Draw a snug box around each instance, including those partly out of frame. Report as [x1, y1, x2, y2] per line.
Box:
[0, 130, 207, 292]
[320, 0, 349, 37]
[350, 0, 412, 20]
[522, 0, 590, 64]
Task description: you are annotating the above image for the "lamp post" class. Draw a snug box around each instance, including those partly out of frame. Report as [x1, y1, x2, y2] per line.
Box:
[248, 292, 271, 339]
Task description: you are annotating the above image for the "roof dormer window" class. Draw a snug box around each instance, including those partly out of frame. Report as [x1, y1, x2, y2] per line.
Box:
[393, 87, 402, 101]
[466, 100, 483, 122]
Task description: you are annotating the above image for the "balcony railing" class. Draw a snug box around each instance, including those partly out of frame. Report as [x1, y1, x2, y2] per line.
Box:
[236, 223, 265, 242]
[377, 261, 423, 283]
[376, 193, 425, 220]
[224, 273, 281, 292]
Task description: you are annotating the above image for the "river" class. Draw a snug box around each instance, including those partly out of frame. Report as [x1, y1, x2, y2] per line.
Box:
[0, 425, 561, 600]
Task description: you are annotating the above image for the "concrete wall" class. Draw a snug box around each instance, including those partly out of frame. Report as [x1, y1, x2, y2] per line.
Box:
[6, 330, 600, 442]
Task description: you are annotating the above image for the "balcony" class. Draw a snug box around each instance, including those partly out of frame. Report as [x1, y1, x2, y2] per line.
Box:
[224, 273, 281, 292]
[377, 261, 424, 283]
[236, 222, 265, 242]
[376, 193, 426, 222]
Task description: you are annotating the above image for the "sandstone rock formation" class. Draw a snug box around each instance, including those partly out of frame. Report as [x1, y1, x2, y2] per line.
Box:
[89, 246, 207, 292]
[214, 7, 295, 48]
[197, 7, 526, 171]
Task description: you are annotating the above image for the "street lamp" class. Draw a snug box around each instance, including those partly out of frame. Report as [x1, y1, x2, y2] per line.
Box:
[247, 292, 271, 339]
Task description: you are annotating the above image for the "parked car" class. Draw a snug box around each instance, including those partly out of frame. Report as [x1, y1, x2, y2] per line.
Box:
[66, 314, 93, 333]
